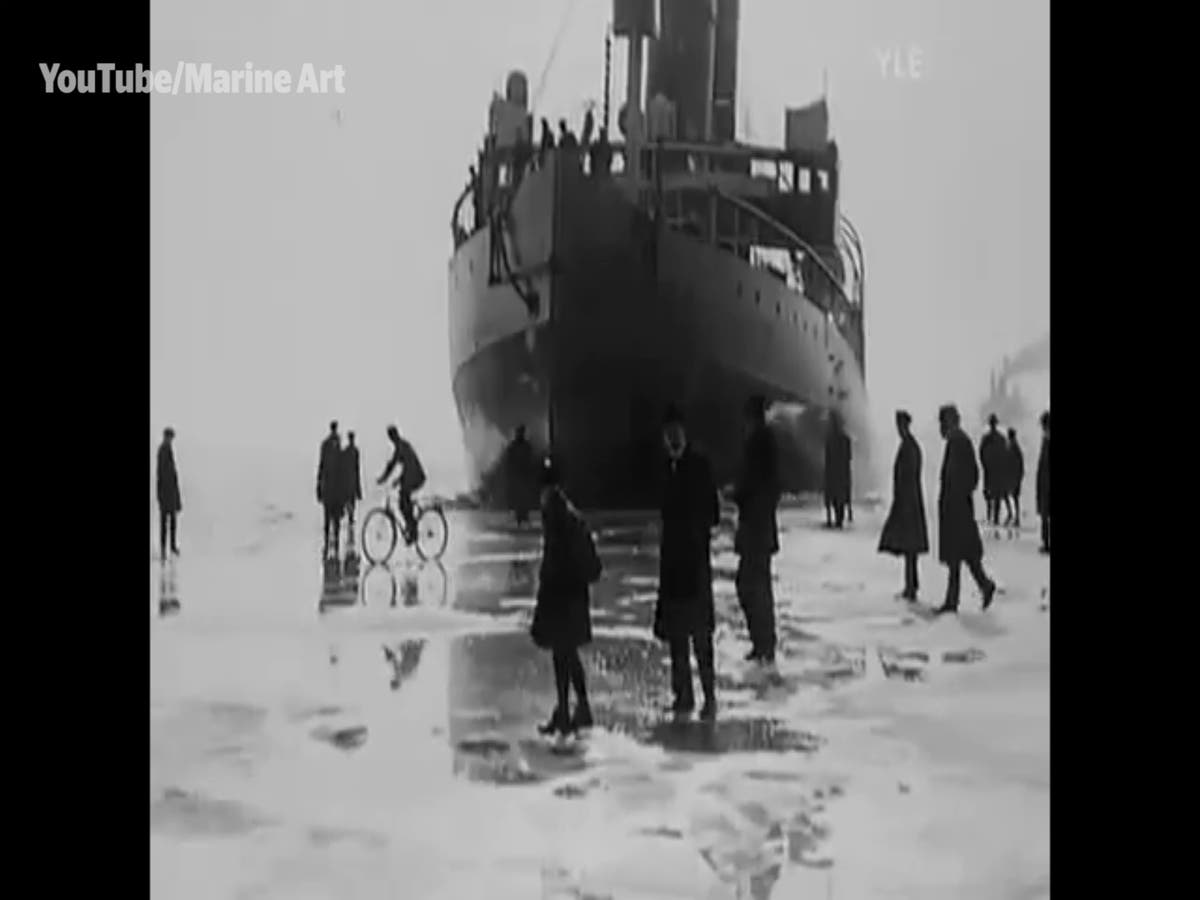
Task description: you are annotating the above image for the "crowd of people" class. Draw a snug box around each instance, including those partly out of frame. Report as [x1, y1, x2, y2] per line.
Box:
[152, 397, 1050, 738]
[520, 398, 1051, 736]
[316, 421, 426, 560]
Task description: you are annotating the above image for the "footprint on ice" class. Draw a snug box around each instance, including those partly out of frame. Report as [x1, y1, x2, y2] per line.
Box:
[310, 724, 368, 751]
[455, 736, 511, 756]
[942, 648, 986, 664]
[151, 787, 271, 838]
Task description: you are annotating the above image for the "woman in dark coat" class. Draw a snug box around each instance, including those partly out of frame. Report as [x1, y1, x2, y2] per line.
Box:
[935, 404, 996, 614]
[654, 406, 721, 719]
[530, 459, 600, 736]
[878, 410, 929, 600]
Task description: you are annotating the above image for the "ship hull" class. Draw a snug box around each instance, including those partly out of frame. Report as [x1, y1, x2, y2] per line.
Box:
[448, 157, 872, 508]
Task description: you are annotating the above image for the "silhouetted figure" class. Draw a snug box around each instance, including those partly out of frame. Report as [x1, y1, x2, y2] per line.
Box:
[317, 421, 344, 559]
[538, 118, 555, 166]
[558, 119, 578, 150]
[823, 414, 852, 528]
[654, 405, 720, 720]
[1004, 427, 1024, 526]
[530, 459, 600, 737]
[935, 404, 997, 615]
[588, 127, 613, 177]
[156, 427, 182, 560]
[1036, 411, 1050, 554]
[878, 410, 929, 601]
[502, 425, 538, 526]
[341, 431, 362, 549]
[468, 164, 482, 229]
[734, 396, 780, 664]
[581, 108, 595, 147]
[979, 414, 1007, 527]
[512, 131, 533, 188]
[377, 425, 427, 546]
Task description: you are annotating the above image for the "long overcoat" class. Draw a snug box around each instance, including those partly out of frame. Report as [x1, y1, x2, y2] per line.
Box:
[156, 442, 182, 514]
[938, 428, 984, 565]
[530, 488, 594, 651]
[878, 434, 929, 556]
[654, 447, 720, 641]
[734, 425, 780, 557]
[1036, 436, 1050, 517]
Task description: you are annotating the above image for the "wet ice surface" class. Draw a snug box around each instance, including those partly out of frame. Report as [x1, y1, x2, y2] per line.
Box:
[151, 505, 1049, 899]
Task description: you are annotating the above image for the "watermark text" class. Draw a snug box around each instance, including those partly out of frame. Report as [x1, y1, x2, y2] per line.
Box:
[876, 46, 923, 81]
[39, 62, 346, 95]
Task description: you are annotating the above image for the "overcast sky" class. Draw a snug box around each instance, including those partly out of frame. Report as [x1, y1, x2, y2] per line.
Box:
[150, 0, 1048, 478]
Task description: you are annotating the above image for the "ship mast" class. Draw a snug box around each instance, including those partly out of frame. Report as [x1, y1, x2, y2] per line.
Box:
[603, 28, 613, 132]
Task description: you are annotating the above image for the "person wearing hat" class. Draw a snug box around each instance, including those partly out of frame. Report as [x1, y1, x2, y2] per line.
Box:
[936, 404, 997, 614]
[734, 395, 781, 664]
[654, 404, 721, 720]
[979, 413, 1007, 529]
[1036, 411, 1050, 554]
[316, 421, 344, 559]
[156, 427, 182, 560]
[529, 458, 600, 736]
[878, 410, 929, 600]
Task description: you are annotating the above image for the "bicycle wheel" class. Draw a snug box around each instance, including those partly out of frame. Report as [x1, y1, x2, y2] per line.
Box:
[413, 505, 449, 561]
[361, 508, 399, 565]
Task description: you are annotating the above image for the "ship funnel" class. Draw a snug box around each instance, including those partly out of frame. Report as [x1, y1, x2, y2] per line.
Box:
[505, 71, 529, 109]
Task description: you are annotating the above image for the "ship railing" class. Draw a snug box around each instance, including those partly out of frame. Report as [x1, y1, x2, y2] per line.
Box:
[710, 189, 864, 355]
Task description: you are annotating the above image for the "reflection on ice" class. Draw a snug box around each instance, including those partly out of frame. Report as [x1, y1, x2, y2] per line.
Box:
[151, 506, 1049, 899]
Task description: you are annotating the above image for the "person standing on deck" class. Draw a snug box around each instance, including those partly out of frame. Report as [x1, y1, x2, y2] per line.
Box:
[935, 405, 998, 615]
[878, 411, 930, 601]
[1036, 411, 1050, 554]
[734, 396, 781, 664]
[580, 107, 595, 148]
[654, 405, 720, 720]
[589, 127, 613, 177]
[979, 414, 1007, 528]
[340, 431, 362, 553]
[823, 413, 852, 528]
[1004, 427, 1025, 527]
[538, 118, 555, 167]
[156, 427, 182, 561]
[316, 421, 344, 559]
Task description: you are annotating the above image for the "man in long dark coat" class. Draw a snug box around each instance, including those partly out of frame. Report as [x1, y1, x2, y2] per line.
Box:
[979, 414, 1007, 528]
[936, 404, 997, 614]
[1004, 427, 1025, 527]
[823, 413, 852, 528]
[654, 405, 720, 720]
[734, 396, 781, 664]
[1036, 411, 1050, 554]
[340, 431, 363, 552]
[878, 410, 929, 600]
[156, 427, 182, 560]
[316, 421, 344, 559]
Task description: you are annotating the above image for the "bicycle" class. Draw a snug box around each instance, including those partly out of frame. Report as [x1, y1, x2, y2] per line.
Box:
[360, 488, 449, 564]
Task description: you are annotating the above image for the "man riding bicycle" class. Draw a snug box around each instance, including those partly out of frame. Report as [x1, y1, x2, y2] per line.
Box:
[377, 425, 427, 545]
